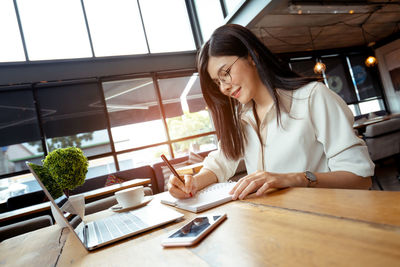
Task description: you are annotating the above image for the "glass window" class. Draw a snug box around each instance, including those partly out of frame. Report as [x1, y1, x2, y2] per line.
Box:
[158, 75, 214, 140]
[139, 0, 196, 53]
[0, 0, 25, 62]
[87, 156, 116, 179]
[35, 81, 111, 157]
[290, 59, 321, 78]
[347, 104, 357, 116]
[172, 135, 217, 158]
[83, 0, 148, 57]
[321, 56, 358, 104]
[102, 78, 166, 151]
[224, 0, 244, 15]
[359, 99, 383, 115]
[0, 88, 43, 176]
[0, 172, 41, 204]
[347, 54, 382, 101]
[195, 0, 224, 41]
[117, 145, 169, 170]
[17, 0, 92, 60]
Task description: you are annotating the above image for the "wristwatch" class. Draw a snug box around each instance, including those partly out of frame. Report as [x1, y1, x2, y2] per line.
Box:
[304, 171, 317, 187]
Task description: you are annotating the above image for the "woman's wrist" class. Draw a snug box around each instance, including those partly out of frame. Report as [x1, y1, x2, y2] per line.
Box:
[292, 172, 308, 187]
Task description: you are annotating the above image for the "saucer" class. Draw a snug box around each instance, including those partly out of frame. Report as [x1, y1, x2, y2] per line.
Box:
[110, 196, 153, 212]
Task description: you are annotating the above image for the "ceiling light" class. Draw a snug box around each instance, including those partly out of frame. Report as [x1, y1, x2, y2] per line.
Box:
[365, 56, 377, 67]
[314, 62, 326, 74]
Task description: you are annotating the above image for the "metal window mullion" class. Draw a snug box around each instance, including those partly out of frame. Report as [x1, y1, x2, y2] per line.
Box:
[185, 0, 203, 48]
[80, 0, 95, 58]
[152, 73, 174, 158]
[32, 84, 49, 156]
[219, 0, 228, 18]
[97, 78, 120, 171]
[13, 0, 29, 61]
[136, 0, 151, 54]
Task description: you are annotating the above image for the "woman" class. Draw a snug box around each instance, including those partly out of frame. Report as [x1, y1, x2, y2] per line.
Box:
[168, 24, 374, 200]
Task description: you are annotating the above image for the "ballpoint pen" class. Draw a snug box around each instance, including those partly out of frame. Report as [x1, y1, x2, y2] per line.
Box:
[161, 154, 193, 197]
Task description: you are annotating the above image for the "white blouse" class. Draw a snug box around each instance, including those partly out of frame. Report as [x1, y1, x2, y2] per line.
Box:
[203, 82, 375, 182]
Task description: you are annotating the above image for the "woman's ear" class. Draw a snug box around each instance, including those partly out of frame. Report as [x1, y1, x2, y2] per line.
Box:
[247, 54, 256, 66]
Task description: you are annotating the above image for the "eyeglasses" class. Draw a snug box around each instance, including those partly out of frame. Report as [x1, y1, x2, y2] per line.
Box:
[215, 57, 240, 86]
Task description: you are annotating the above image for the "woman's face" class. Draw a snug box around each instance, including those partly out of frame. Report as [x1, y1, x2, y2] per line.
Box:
[207, 55, 264, 105]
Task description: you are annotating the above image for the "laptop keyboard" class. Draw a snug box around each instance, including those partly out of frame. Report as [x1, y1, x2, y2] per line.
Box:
[92, 212, 149, 243]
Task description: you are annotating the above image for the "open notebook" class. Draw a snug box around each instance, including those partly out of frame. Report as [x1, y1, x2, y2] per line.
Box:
[160, 182, 237, 213]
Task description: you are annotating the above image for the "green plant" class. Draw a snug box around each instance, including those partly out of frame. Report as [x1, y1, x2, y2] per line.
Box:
[43, 147, 88, 194]
[28, 163, 63, 199]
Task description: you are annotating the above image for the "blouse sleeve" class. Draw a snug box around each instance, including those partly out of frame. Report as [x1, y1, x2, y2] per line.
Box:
[202, 142, 241, 183]
[308, 82, 374, 177]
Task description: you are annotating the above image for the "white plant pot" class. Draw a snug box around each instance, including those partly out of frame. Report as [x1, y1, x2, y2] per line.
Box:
[50, 194, 85, 228]
[50, 203, 69, 228]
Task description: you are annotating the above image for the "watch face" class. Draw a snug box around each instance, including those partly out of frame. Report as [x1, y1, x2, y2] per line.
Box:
[305, 171, 317, 182]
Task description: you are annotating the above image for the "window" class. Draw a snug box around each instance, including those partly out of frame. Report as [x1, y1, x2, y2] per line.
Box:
[0, 0, 25, 62]
[321, 56, 358, 104]
[102, 78, 166, 152]
[17, 0, 92, 60]
[83, 0, 148, 57]
[0, 88, 43, 202]
[117, 145, 169, 170]
[224, 0, 244, 14]
[139, 0, 196, 53]
[195, 0, 224, 41]
[35, 81, 111, 156]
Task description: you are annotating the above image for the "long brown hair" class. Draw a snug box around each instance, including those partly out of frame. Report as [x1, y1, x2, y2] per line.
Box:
[197, 24, 316, 160]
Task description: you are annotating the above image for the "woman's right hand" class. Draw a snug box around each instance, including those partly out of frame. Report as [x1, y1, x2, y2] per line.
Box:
[167, 174, 197, 199]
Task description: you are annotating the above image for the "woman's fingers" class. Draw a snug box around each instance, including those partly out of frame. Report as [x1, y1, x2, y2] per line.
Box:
[168, 185, 191, 199]
[169, 174, 186, 192]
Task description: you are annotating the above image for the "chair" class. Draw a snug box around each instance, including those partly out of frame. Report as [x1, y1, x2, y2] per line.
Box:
[363, 118, 400, 190]
[6, 190, 46, 211]
[0, 215, 53, 242]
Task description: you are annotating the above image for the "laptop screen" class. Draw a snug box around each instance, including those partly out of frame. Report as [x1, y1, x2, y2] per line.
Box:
[26, 162, 85, 242]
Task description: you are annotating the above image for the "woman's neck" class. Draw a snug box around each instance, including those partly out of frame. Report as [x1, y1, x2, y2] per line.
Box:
[253, 85, 274, 122]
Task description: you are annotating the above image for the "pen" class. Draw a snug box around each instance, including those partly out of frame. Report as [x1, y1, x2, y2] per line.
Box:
[161, 154, 193, 197]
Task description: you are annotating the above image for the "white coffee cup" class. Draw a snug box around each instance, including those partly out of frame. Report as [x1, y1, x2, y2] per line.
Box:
[115, 186, 144, 209]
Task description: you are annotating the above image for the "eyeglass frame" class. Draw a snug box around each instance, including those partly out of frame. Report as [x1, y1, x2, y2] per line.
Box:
[215, 57, 240, 86]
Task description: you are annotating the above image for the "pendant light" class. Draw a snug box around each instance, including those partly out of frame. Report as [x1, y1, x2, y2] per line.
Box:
[362, 26, 378, 67]
[309, 27, 326, 74]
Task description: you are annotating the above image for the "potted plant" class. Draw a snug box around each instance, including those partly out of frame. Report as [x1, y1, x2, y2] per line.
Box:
[29, 147, 88, 226]
[42, 147, 88, 197]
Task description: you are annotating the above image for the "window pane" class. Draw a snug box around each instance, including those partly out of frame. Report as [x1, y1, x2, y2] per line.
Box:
[359, 99, 383, 115]
[173, 135, 217, 158]
[348, 54, 382, 101]
[117, 145, 169, 170]
[17, 0, 92, 60]
[159, 75, 214, 140]
[36, 81, 111, 156]
[224, 0, 243, 14]
[0, 89, 44, 176]
[195, 0, 224, 41]
[0, 172, 41, 204]
[139, 0, 196, 53]
[290, 59, 322, 78]
[0, 0, 25, 62]
[103, 78, 166, 151]
[321, 56, 358, 104]
[83, 0, 148, 57]
[87, 156, 116, 179]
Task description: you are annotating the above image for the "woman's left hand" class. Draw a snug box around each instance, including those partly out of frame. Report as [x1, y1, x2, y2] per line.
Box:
[229, 171, 305, 200]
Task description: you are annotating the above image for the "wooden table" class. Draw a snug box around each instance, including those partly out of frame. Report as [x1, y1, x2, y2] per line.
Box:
[176, 162, 203, 175]
[1, 188, 399, 266]
[353, 113, 400, 129]
[0, 178, 150, 224]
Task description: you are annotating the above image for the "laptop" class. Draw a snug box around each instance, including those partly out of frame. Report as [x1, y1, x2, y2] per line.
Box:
[26, 162, 184, 251]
